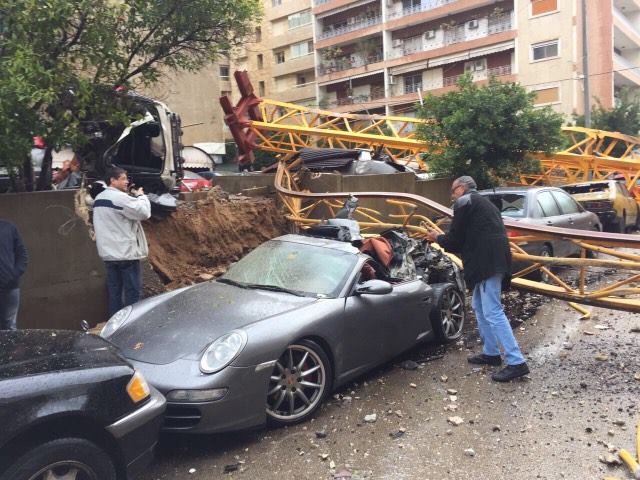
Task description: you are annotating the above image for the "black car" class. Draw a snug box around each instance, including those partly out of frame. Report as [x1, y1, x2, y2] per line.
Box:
[0, 330, 166, 480]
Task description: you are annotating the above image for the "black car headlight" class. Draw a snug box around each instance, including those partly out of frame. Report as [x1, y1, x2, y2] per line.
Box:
[200, 330, 247, 374]
[100, 305, 132, 338]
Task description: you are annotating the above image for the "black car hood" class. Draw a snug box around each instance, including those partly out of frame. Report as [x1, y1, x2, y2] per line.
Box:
[0, 330, 125, 380]
[109, 281, 318, 365]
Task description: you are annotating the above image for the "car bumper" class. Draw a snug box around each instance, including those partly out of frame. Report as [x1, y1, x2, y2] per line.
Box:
[594, 210, 617, 224]
[127, 359, 273, 434]
[105, 386, 166, 479]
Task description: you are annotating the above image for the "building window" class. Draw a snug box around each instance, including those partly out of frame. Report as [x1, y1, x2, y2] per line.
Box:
[531, 40, 559, 61]
[531, 0, 557, 16]
[288, 10, 311, 30]
[257, 54, 264, 69]
[259, 81, 266, 97]
[296, 74, 307, 86]
[533, 86, 560, 105]
[275, 51, 285, 64]
[290, 40, 313, 59]
[272, 0, 281, 6]
[255, 27, 262, 42]
[219, 65, 230, 79]
[404, 74, 422, 94]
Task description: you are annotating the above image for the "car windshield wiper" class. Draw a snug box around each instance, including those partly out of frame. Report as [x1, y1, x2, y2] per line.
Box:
[244, 283, 307, 297]
[216, 277, 248, 288]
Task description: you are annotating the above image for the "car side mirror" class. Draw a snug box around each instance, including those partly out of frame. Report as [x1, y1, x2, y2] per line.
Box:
[355, 279, 393, 295]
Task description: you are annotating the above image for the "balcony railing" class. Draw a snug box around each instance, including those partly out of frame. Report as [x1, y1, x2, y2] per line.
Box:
[318, 51, 384, 75]
[404, 83, 422, 94]
[443, 64, 512, 87]
[336, 90, 386, 106]
[387, 14, 513, 60]
[388, 0, 457, 20]
[318, 15, 382, 40]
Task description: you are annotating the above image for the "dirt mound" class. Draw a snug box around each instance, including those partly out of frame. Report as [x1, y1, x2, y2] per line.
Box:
[143, 188, 289, 294]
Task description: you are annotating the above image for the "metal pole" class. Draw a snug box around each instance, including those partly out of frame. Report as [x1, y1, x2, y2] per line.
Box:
[582, 0, 591, 127]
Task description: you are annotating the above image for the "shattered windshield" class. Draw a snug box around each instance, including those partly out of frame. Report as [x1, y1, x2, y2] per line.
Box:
[562, 183, 609, 194]
[220, 240, 357, 298]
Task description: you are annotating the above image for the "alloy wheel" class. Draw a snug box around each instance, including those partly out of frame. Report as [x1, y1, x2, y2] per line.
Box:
[266, 344, 327, 422]
[440, 288, 465, 339]
[28, 461, 97, 480]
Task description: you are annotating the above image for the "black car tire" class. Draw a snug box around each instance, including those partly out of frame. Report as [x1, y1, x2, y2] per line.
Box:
[266, 339, 333, 427]
[611, 212, 626, 233]
[0, 437, 116, 480]
[532, 244, 553, 283]
[429, 283, 466, 343]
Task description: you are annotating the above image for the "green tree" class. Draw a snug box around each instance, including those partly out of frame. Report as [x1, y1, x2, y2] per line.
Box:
[574, 87, 640, 136]
[416, 74, 565, 188]
[0, 0, 261, 190]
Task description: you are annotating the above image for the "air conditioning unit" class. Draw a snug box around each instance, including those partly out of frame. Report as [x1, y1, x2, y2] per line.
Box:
[467, 19, 479, 29]
[392, 38, 403, 48]
[388, 74, 396, 85]
[424, 30, 436, 40]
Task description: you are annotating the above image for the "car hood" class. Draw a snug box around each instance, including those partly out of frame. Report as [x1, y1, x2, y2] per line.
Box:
[108, 281, 319, 365]
[0, 330, 126, 380]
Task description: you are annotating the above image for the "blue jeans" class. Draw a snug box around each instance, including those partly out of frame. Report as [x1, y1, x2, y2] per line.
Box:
[472, 274, 526, 366]
[105, 260, 141, 316]
[0, 288, 20, 330]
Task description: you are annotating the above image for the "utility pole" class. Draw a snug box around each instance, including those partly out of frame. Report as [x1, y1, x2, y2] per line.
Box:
[582, 0, 591, 127]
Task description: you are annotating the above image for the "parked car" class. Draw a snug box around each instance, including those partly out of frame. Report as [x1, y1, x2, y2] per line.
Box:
[180, 170, 212, 192]
[560, 180, 640, 233]
[478, 186, 601, 281]
[0, 330, 166, 480]
[101, 231, 466, 433]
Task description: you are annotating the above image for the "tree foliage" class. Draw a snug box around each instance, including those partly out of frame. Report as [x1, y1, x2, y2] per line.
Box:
[416, 74, 565, 188]
[0, 0, 261, 188]
[574, 87, 640, 136]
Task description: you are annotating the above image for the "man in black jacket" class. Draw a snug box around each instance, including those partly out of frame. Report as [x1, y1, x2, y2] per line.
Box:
[426, 176, 529, 382]
[0, 220, 28, 330]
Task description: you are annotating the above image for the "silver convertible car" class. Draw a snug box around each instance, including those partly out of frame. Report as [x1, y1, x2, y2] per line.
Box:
[101, 231, 466, 433]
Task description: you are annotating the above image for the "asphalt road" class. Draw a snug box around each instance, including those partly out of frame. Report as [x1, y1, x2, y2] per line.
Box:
[140, 292, 640, 480]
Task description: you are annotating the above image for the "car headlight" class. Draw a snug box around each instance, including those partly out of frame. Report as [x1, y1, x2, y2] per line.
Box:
[100, 305, 132, 338]
[200, 330, 247, 374]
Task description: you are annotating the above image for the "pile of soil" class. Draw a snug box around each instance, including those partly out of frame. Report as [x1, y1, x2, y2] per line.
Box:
[143, 188, 289, 295]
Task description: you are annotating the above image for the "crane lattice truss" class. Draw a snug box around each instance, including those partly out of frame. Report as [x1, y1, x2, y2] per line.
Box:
[222, 71, 640, 312]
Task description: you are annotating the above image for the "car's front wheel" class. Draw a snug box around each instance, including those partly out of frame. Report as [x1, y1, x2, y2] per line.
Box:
[266, 339, 332, 426]
[430, 283, 466, 343]
[0, 437, 116, 480]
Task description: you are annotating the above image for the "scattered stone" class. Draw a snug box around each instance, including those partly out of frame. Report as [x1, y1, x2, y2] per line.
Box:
[223, 463, 240, 474]
[562, 342, 573, 350]
[389, 430, 406, 439]
[189, 468, 197, 474]
[599, 454, 622, 466]
[464, 448, 476, 457]
[612, 419, 626, 427]
[446, 389, 458, 395]
[444, 404, 458, 412]
[449, 395, 458, 402]
[197, 273, 214, 282]
[608, 430, 615, 437]
[635, 373, 640, 381]
[334, 468, 352, 479]
[440, 375, 448, 383]
[364, 413, 377, 423]
[594, 324, 611, 330]
[492, 425, 501, 432]
[319, 453, 329, 460]
[585, 427, 594, 433]
[329, 460, 336, 469]
[595, 353, 609, 361]
[583, 331, 596, 336]
[630, 326, 640, 333]
[394, 410, 403, 418]
[316, 431, 328, 439]
[409, 383, 417, 388]
[400, 360, 419, 370]
[448, 416, 464, 426]
[446, 429, 453, 435]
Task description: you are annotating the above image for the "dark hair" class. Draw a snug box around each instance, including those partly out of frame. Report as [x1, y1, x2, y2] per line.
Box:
[105, 167, 127, 185]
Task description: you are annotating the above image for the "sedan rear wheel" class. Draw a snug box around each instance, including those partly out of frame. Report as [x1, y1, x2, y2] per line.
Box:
[266, 340, 332, 426]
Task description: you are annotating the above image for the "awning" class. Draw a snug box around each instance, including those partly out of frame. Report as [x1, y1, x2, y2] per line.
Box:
[428, 40, 514, 67]
[182, 146, 213, 169]
[390, 59, 429, 76]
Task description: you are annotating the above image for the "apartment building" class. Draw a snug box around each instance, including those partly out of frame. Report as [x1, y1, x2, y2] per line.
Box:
[313, 0, 640, 120]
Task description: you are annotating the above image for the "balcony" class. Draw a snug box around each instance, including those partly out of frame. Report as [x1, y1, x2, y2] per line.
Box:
[388, 14, 513, 60]
[272, 54, 316, 77]
[443, 64, 512, 87]
[318, 51, 384, 75]
[336, 90, 385, 106]
[613, 6, 640, 48]
[318, 14, 382, 40]
[387, 0, 457, 20]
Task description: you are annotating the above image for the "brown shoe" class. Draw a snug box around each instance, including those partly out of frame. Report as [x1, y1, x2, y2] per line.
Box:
[467, 353, 502, 366]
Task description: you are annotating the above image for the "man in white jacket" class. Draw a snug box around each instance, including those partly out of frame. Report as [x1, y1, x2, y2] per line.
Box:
[93, 167, 151, 316]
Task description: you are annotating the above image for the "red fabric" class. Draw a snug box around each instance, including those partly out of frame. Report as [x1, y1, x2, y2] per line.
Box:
[360, 237, 393, 267]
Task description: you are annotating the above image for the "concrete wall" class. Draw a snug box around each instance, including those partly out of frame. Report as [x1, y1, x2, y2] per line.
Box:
[0, 190, 107, 330]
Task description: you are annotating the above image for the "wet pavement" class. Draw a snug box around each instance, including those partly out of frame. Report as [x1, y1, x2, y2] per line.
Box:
[141, 291, 640, 480]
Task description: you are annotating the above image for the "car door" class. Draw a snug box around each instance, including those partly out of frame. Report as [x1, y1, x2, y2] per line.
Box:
[551, 190, 597, 255]
[534, 190, 570, 257]
[617, 182, 638, 226]
[342, 268, 430, 377]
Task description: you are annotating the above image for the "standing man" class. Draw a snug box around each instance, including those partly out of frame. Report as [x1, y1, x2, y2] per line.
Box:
[93, 167, 151, 316]
[426, 176, 529, 382]
[0, 220, 28, 330]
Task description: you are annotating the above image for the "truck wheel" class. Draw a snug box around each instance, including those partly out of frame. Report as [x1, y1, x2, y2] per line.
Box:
[0, 437, 116, 480]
